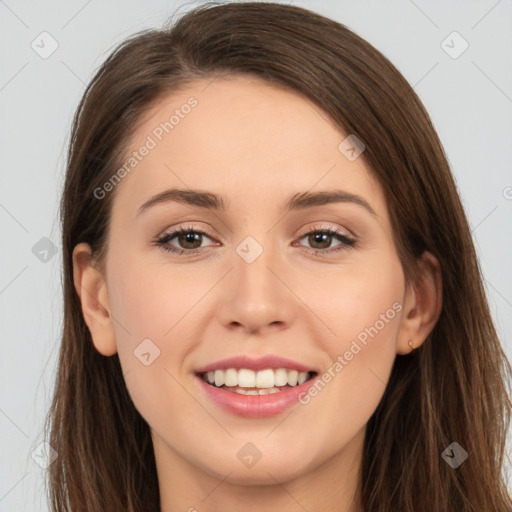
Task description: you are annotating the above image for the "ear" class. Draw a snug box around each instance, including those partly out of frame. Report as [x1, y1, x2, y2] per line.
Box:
[396, 251, 443, 355]
[72, 242, 117, 356]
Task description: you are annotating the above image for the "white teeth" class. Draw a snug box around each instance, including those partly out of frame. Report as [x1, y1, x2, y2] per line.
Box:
[287, 370, 298, 386]
[259, 387, 280, 395]
[214, 369, 224, 387]
[274, 368, 289, 386]
[297, 372, 308, 385]
[255, 369, 274, 388]
[234, 387, 281, 395]
[238, 369, 256, 387]
[224, 368, 238, 387]
[203, 368, 312, 388]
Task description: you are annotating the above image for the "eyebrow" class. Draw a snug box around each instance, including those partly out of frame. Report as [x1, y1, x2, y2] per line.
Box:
[137, 188, 377, 217]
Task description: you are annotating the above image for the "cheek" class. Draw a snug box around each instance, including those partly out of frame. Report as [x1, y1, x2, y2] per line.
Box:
[307, 254, 404, 342]
[307, 257, 404, 397]
[287, 265, 404, 467]
[107, 252, 185, 338]
[106, 256, 195, 428]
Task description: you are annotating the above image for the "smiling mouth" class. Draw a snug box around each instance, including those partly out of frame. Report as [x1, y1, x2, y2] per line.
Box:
[197, 368, 318, 395]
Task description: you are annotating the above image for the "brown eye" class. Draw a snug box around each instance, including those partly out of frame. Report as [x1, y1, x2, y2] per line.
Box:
[296, 228, 356, 254]
[155, 225, 357, 257]
[156, 227, 214, 254]
[176, 231, 203, 250]
[307, 232, 335, 250]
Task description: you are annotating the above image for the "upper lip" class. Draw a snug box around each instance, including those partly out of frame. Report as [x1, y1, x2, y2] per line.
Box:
[195, 355, 318, 374]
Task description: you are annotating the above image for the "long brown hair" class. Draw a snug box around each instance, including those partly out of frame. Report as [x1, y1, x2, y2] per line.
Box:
[45, 2, 512, 510]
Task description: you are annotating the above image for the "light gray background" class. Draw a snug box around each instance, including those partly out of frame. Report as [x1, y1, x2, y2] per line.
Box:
[1, 0, 511, 510]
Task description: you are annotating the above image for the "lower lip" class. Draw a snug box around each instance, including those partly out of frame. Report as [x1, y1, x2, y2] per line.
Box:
[196, 374, 318, 418]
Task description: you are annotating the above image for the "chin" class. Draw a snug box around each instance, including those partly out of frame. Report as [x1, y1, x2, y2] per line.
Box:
[199, 452, 313, 486]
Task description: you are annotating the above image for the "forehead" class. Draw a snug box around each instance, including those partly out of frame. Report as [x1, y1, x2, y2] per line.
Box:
[111, 75, 388, 223]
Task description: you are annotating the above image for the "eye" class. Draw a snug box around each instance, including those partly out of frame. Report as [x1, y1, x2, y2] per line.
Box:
[294, 226, 357, 254]
[155, 225, 216, 255]
[154, 224, 357, 256]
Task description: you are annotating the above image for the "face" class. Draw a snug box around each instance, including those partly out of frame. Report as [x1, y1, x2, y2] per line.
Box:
[89, 75, 412, 487]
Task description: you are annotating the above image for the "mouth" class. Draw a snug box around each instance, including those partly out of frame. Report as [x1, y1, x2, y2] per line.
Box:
[197, 368, 318, 395]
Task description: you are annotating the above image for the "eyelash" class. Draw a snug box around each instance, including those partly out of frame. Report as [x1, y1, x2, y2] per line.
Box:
[154, 224, 357, 257]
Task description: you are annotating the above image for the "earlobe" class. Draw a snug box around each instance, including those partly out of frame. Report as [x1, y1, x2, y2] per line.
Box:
[72, 243, 118, 356]
[396, 251, 443, 355]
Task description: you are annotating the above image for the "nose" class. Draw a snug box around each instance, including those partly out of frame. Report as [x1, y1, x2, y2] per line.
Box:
[215, 240, 294, 335]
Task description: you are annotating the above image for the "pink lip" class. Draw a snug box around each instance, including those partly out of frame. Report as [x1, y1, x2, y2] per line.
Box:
[196, 373, 319, 418]
[195, 355, 317, 373]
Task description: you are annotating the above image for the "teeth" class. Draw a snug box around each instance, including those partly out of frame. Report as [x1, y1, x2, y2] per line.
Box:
[203, 368, 311, 389]
[214, 369, 224, 387]
[224, 368, 238, 387]
[298, 372, 308, 385]
[256, 369, 274, 388]
[234, 387, 281, 395]
[287, 370, 298, 386]
[274, 368, 289, 386]
[238, 369, 256, 387]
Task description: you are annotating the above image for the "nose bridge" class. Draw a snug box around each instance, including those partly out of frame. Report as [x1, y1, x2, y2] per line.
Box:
[217, 232, 292, 333]
[234, 232, 282, 302]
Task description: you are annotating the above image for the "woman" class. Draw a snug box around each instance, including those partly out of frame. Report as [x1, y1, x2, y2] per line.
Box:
[45, 2, 512, 511]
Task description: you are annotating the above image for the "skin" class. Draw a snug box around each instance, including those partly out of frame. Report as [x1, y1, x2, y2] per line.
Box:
[73, 75, 442, 512]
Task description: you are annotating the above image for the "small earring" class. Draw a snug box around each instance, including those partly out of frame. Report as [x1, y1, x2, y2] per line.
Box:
[408, 339, 416, 352]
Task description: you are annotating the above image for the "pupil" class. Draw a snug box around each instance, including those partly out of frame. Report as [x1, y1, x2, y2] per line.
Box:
[310, 232, 330, 249]
[181, 232, 200, 248]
